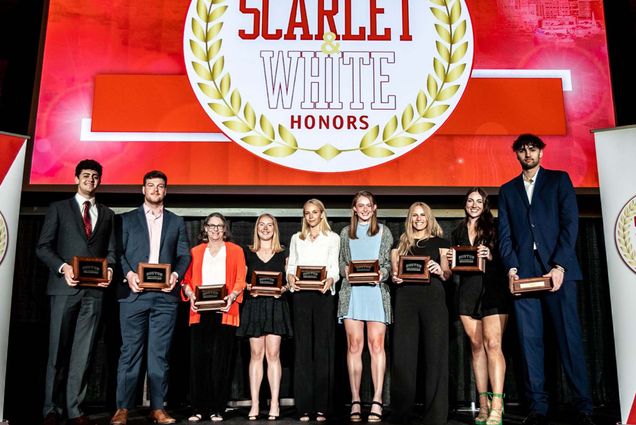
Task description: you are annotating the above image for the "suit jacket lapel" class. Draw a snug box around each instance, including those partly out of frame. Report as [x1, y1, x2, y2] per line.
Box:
[91, 203, 106, 239]
[513, 175, 530, 209]
[136, 206, 151, 253]
[68, 198, 90, 241]
[533, 167, 546, 200]
[159, 211, 171, 258]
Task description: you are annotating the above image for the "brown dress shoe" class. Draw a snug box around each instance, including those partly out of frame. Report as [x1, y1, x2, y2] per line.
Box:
[110, 408, 128, 425]
[43, 411, 61, 425]
[68, 415, 96, 425]
[148, 409, 176, 424]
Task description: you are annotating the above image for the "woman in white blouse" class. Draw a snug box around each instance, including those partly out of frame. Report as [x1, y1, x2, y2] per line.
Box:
[286, 199, 340, 422]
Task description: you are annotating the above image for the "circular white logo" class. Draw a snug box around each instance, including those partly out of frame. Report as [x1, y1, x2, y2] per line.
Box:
[616, 196, 636, 273]
[184, 0, 473, 172]
[0, 211, 8, 265]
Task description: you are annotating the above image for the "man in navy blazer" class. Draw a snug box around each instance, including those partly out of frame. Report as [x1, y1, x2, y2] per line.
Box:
[36, 159, 116, 425]
[498, 134, 594, 425]
[110, 170, 191, 425]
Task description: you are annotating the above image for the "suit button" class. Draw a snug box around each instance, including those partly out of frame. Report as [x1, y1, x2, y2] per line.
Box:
[531, 224, 535, 228]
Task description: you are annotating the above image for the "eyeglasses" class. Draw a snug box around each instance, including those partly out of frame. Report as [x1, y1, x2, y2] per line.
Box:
[205, 224, 224, 230]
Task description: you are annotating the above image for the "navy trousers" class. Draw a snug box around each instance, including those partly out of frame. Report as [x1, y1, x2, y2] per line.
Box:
[513, 254, 593, 415]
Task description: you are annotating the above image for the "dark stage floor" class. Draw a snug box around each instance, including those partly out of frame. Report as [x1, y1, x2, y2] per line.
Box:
[66, 404, 620, 425]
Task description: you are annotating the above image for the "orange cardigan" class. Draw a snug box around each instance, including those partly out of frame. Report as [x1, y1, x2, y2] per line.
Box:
[181, 242, 246, 326]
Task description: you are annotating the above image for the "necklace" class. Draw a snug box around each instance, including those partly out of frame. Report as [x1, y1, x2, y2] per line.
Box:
[415, 237, 429, 248]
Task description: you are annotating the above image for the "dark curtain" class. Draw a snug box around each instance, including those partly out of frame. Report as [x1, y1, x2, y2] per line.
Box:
[4, 215, 619, 423]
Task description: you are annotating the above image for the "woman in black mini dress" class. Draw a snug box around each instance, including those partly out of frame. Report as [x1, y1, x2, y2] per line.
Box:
[237, 213, 293, 421]
[448, 188, 510, 425]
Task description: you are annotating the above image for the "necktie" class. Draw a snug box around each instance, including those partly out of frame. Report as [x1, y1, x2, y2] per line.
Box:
[83, 201, 92, 238]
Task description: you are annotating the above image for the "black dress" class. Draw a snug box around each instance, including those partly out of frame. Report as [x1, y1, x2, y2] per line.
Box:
[390, 236, 450, 425]
[236, 248, 293, 338]
[451, 225, 510, 319]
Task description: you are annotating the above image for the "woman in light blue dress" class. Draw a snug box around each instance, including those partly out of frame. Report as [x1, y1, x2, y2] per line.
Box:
[337, 191, 393, 423]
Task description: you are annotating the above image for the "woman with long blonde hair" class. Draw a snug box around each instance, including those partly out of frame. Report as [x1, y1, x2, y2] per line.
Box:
[389, 202, 452, 425]
[286, 199, 340, 422]
[237, 213, 293, 421]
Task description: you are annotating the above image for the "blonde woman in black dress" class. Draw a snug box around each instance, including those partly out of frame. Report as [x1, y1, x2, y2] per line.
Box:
[237, 214, 292, 421]
[389, 202, 451, 424]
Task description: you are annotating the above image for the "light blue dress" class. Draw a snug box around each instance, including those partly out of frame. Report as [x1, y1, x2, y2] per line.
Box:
[341, 223, 386, 323]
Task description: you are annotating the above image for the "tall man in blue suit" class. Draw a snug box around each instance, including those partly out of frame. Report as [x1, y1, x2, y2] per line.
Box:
[498, 134, 594, 425]
[37, 159, 116, 425]
[110, 170, 191, 425]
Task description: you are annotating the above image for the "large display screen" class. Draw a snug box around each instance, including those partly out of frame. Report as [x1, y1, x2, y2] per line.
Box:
[30, 0, 614, 188]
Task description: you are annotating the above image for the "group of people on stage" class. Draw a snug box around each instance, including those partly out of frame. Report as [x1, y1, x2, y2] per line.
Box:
[36, 134, 596, 425]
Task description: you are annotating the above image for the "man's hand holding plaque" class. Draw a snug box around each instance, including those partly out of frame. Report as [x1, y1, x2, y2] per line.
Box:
[71, 256, 110, 287]
[347, 260, 380, 284]
[137, 263, 172, 291]
[509, 268, 554, 295]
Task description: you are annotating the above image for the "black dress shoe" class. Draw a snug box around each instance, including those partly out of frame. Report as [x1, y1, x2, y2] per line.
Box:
[522, 412, 550, 425]
[576, 413, 596, 425]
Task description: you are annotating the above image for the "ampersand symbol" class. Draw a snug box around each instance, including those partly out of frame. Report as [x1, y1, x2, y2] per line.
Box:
[321, 32, 340, 56]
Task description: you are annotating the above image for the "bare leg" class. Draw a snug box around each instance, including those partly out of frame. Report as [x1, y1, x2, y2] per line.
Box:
[265, 334, 282, 418]
[248, 337, 265, 418]
[460, 315, 489, 422]
[483, 314, 508, 425]
[367, 321, 387, 417]
[344, 319, 365, 416]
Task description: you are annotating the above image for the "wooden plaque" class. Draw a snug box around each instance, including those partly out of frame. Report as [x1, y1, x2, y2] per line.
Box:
[250, 271, 283, 296]
[451, 246, 486, 273]
[295, 265, 326, 291]
[194, 284, 228, 311]
[137, 263, 171, 290]
[348, 260, 380, 284]
[397, 256, 430, 283]
[512, 276, 553, 294]
[72, 256, 108, 287]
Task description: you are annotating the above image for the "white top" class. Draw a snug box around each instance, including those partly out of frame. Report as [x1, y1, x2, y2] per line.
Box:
[143, 204, 164, 264]
[286, 231, 340, 295]
[202, 245, 226, 285]
[523, 167, 540, 205]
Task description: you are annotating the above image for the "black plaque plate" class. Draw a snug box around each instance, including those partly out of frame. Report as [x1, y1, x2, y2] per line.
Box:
[73, 256, 108, 287]
[137, 262, 171, 290]
[451, 246, 486, 273]
[295, 265, 326, 291]
[250, 271, 283, 296]
[194, 284, 228, 311]
[348, 260, 380, 284]
[397, 256, 430, 283]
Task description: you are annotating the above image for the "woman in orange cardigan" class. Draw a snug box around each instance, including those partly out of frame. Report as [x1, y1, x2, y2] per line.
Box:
[182, 213, 246, 422]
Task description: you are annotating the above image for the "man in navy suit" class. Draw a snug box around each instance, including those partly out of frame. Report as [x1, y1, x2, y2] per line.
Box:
[37, 159, 116, 425]
[498, 134, 594, 425]
[110, 170, 191, 425]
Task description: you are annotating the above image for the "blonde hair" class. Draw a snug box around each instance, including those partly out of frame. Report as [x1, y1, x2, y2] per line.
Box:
[396, 202, 444, 255]
[299, 199, 332, 240]
[249, 213, 284, 253]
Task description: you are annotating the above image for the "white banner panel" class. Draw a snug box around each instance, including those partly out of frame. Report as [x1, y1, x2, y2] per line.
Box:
[0, 135, 27, 422]
[594, 125, 636, 424]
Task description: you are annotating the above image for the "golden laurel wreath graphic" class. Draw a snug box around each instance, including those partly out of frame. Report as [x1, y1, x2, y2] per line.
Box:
[0, 211, 8, 265]
[616, 197, 636, 271]
[187, 0, 469, 160]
